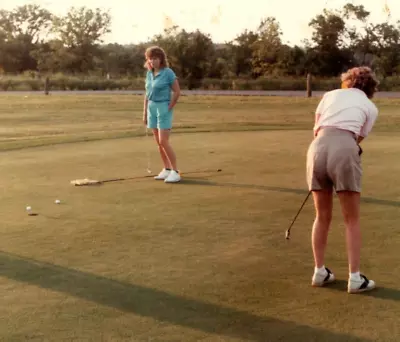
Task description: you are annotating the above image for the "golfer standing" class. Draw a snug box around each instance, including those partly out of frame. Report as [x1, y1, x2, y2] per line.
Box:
[306, 66, 379, 293]
[143, 46, 181, 183]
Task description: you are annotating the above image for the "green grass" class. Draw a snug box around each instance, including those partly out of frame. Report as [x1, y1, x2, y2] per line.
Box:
[0, 94, 399, 341]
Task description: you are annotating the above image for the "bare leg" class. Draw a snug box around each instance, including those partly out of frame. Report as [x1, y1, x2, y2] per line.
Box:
[159, 129, 177, 170]
[337, 191, 361, 273]
[152, 129, 171, 169]
[311, 189, 333, 268]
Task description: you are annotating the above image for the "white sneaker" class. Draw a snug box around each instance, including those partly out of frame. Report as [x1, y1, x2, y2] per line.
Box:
[164, 170, 181, 183]
[348, 274, 376, 294]
[312, 267, 336, 287]
[154, 169, 171, 180]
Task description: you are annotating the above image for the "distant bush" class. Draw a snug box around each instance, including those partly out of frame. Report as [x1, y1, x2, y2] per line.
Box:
[202, 77, 340, 91]
[0, 74, 400, 92]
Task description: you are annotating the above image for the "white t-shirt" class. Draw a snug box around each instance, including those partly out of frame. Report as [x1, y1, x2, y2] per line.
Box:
[313, 88, 379, 138]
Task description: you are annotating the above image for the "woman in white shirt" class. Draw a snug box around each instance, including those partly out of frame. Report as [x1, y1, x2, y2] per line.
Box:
[306, 66, 379, 294]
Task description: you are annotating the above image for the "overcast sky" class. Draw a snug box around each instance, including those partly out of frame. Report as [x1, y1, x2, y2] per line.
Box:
[2, 0, 397, 45]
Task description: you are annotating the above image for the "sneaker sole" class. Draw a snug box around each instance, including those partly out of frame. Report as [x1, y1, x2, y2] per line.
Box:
[312, 273, 336, 287]
[348, 285, 376, 294]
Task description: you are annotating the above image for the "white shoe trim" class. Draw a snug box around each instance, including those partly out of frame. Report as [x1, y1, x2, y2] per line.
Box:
[348, 274, 376, 294]
[312, 267, 336, 287]
[164, 170, 181, 183]
[154, 169, 170, 180]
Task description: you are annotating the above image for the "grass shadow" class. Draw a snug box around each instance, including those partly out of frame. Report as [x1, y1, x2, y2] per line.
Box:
[181, 179, 400, 208]
[0, 251, 370, 342]
[180, 179, 306, 195]
[69, 169, 226, 187]
[326, 280, 400, 301]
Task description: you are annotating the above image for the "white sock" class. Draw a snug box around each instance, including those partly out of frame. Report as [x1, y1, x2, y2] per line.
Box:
[315, 266, 326, 274]
[350, 271, 361, 281]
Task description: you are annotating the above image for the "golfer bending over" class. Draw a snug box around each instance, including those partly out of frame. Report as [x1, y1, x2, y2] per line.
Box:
[307, 66, 379, 293]
[143, 46, 181, 183]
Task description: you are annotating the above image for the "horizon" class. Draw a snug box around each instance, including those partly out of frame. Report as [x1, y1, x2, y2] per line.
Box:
[1, 0, 397, 46]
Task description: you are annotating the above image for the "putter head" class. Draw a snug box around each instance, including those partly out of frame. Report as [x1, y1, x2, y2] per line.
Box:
[285, 230, 290, 240]
[147, 168, 152, 174]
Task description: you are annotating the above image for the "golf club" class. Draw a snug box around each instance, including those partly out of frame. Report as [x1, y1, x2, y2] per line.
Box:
[145, 126, 152, 174]
[70, 168, 223, 186]
[285, 190, 311, 240]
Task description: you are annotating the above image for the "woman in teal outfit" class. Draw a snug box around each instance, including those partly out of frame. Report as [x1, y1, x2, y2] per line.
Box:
[143, 46, 181, 183]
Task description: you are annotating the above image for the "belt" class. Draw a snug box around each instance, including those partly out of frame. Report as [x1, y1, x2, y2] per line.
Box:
[148, 99, 168, 103]
[317, 127, 357, 140]
[317, 127, 362, 155]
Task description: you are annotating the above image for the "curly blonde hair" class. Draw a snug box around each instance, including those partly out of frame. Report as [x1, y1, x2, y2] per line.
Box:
[341, 66, 379, 99]
[144, 46, 169, 70]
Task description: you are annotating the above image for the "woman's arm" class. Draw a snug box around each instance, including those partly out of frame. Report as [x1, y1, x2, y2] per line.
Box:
[313, 95, 325, 137]
[313, 114, 321, 137]
[143, 71, 149, 124]
[168, 79, 181, 111]
[143, 95, 148, 124]
[143, 95, 148, 113]
[358, 105, 379, 143]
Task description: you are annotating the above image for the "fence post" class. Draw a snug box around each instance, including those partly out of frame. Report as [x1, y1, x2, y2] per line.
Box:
[44, 76, 50, 95]
[306, 73, 312, 98]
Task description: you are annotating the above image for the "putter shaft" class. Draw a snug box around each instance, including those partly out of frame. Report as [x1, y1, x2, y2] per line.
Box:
[286, 191, 311, 240]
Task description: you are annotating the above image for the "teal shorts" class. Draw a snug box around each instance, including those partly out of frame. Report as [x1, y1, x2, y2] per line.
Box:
[147, 101, 173, 130]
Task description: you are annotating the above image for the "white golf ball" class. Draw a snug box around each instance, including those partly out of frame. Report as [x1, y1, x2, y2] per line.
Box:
[26, 206, 32, 211]
[55, 199, 61, 204]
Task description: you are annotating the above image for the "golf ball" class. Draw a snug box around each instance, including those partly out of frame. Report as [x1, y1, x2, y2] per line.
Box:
[55, 199, 61, 204]
[26, 206, 32, 211]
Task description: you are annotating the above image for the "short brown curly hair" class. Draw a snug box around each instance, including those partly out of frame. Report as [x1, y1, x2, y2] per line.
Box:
[144, 46, 169, 70]
[341, 66, 379, 99]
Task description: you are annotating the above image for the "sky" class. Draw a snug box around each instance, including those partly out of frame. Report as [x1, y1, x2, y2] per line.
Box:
[1, 0, 398, 46]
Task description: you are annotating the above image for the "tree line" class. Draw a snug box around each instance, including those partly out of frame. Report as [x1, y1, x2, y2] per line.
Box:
[0, 3, 399, 89]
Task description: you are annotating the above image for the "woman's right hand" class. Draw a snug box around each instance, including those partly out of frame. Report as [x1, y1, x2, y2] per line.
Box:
[143, 112, 147, 126]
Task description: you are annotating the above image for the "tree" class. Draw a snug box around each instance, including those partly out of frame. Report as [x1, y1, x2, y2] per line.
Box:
[341, 4, 375, 66]
[228, 30, 259, 77]
[0, 2, 398, 81]
[151, 27, 214, 88]
[278, 45, 307, 76]
[98, 43, 146, 77]
[0, 5, 53, 72]
[251, 17, 283, 76]
[207, 44, 232, 79]
[307, 8, 352, 76]
[0, 4, 52, 43]
[52, 7, 111, 72]
[340, 3, 400, 76]
[368, 22, 400, 76]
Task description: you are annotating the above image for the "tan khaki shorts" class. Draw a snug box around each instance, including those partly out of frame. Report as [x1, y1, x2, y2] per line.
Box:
[306, 128, 362, 192]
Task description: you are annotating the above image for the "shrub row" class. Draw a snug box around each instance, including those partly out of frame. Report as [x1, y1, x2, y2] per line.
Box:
[1, 75, 400, 92]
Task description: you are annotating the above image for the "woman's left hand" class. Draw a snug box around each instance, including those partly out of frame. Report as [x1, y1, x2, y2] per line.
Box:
[358, 145, 363, 156]
[169, 79, 180, 111]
